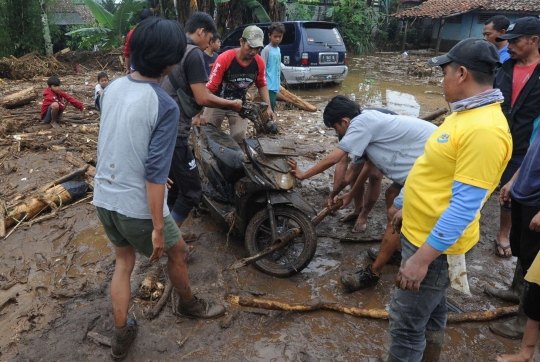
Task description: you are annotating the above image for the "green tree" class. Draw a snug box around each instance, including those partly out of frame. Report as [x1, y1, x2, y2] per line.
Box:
[0, 0, 59, 57]
[329, 0, 383, 55]
[66, 0, 148, 49]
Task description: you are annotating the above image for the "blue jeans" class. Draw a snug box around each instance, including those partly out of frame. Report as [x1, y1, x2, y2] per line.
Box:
[388, 235, 450, 362]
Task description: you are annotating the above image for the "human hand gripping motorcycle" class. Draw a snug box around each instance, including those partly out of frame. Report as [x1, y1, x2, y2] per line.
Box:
[287, 159, 306, 180]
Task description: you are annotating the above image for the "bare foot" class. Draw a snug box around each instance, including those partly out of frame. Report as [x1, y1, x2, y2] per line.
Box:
[340, 211, 359, 223]
[352, 217, 367, 233]
[50, 121, 61, 129]
[497, 352, 533, 362]
[496, 236, 512, 257]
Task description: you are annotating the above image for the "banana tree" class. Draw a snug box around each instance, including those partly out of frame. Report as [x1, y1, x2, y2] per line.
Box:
[215, 0, 271, 23]
[66, 0, 147, 49]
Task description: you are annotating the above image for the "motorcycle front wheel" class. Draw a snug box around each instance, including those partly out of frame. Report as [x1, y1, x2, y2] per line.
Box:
[245, 206, 317, 277]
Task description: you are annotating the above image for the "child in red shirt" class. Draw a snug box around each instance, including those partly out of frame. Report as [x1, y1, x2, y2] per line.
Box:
[41, 76, 84, 129]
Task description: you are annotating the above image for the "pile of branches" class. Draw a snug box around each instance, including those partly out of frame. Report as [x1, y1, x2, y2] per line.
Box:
[0, 52, 70, 80]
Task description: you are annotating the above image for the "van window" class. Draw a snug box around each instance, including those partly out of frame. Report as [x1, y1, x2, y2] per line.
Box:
[222, 28, 244, 48]
[280, 24, 296, 45]
[304, 27, 342, 46]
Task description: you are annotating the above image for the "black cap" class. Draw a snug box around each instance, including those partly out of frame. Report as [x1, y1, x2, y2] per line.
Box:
[496, 17, 540, 41]
[427, 38, 500, 74]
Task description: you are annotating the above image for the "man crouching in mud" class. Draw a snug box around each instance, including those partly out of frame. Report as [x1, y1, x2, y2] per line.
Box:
[287, 96, 436, 292]
[93, 18, 225, 360]
[387, 38, 511, 362]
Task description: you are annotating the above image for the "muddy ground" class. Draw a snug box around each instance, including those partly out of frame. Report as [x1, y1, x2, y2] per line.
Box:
[0, 53, 535, 361]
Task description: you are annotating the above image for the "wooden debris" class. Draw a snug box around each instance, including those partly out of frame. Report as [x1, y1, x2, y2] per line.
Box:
[226, 294, 519, 323]
[420, 108, 448, 122]
[311, 199, 343, 226]
[139, 264, 163, 299]
[55, 48, 71, 56]
[229, 228, 300, 270]
[0, 200, 5, 238]
[0, 87, 37, 109]
[146, 279, 172, 320]
[276, 86, 317, 112]
[86, 331, 111, 347]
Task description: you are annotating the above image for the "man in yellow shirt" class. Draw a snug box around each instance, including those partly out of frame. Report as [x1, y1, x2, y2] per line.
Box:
[387, 38, 512, 361]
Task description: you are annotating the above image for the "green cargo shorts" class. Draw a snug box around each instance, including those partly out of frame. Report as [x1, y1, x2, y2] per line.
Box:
[96, 207, 181, 257]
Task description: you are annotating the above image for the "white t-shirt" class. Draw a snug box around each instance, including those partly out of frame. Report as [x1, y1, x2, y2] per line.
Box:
[338, 110, 437, 185]
[95, 84, 104, 99]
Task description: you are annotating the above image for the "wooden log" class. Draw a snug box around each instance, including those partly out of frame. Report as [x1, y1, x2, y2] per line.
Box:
[87, 331, 111, 347]
[146, 279, 172, 320]
[55, 48, 70, 56]
[420, 108, 448, 121]
[276, 86, 317, 112]
[0, 201, 5, 238]
[5, 184, 73, 228]
[23, 125, 51, 133]
[0, 87, 36, 109]
[65, 152, 96, 177]
[226, 294, 518, 323]
[311, 199, 343, 227]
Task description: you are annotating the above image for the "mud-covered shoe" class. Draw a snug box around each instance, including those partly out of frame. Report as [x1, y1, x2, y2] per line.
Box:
[340, 264, 381, 292]
[484, 286, 520, 304]
[178, 296, 226, 319]
[111, 318, 137, 360]
[367, 247, 402, 266]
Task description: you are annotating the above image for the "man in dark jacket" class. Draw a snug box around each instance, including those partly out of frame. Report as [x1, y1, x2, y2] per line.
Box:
[160, 12, 242, 232]
[488, 16, 540, 340]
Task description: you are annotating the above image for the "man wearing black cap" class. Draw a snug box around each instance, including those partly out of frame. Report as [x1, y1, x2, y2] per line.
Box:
[387, 38, 512, 361]
[487, 16, 540, 340]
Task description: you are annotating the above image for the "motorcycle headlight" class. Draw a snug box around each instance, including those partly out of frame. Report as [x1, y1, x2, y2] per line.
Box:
[275, 172, 295, 190]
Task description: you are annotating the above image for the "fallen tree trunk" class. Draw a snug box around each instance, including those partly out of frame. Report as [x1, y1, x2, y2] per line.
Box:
[226, 294, 518, 323]
[277, 86, 317, 112]
[5, 180, 88, 229]
[0, 87, 36, 109]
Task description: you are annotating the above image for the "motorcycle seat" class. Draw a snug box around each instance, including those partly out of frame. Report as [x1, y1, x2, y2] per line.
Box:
[201, 124, 246, 182]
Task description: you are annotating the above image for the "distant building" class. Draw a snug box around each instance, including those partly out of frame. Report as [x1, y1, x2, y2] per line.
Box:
[393, 0, 540, 52]
[50, 0, 95, 26]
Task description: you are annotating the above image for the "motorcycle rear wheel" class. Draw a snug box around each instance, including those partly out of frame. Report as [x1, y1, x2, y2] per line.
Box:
[245, 206, 317, 277]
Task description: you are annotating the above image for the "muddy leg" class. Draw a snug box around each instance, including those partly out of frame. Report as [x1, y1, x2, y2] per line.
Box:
[165, 238, 194, 302]
[497, 319, 540, 362]
[111, 245, 136, 327]
[497, 208, 512, 257]
[372, 206, 401, 275]
[49, 102, 61, 129]
[353, 164, 382, 233]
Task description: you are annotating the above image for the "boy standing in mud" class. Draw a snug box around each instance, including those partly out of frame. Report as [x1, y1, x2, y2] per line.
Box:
[40, 76, 84, 129]
[94, 18, 225, 361]
[261, 22, 285, 111]
[388, 38, 511, 361]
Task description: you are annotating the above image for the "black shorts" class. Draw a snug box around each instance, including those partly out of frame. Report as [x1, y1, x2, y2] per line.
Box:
[510, 199, 540, 272]
[43, 106, 63, 124]
[523, 281, 540, 321]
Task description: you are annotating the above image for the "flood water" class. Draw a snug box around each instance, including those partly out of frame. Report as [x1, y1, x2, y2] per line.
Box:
[292, 54, 449, 118]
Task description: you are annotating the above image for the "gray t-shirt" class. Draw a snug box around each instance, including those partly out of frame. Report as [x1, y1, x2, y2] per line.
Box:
[338, 110, 437, 185]
[93, 75, 179, 219]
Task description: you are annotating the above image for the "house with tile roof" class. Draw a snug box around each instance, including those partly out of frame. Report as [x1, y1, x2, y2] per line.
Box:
[393, 0, 540, 52]
[50, 0, 95, 26]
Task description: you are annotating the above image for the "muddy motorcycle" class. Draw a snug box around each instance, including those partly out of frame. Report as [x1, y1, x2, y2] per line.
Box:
[192, 102, 317, 277]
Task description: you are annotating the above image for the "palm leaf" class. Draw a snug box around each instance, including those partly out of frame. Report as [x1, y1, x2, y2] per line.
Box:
[84, 0, 114, 29]
[240, 0, 271, 22]
[65, 27, 111, 37]
[112, 0, 146, 39]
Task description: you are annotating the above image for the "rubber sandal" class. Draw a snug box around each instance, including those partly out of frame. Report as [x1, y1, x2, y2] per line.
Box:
[494, 240, 512, 258]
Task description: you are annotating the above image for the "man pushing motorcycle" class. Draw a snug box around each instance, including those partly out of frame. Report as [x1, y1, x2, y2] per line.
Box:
[203, 25, 275, 148]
